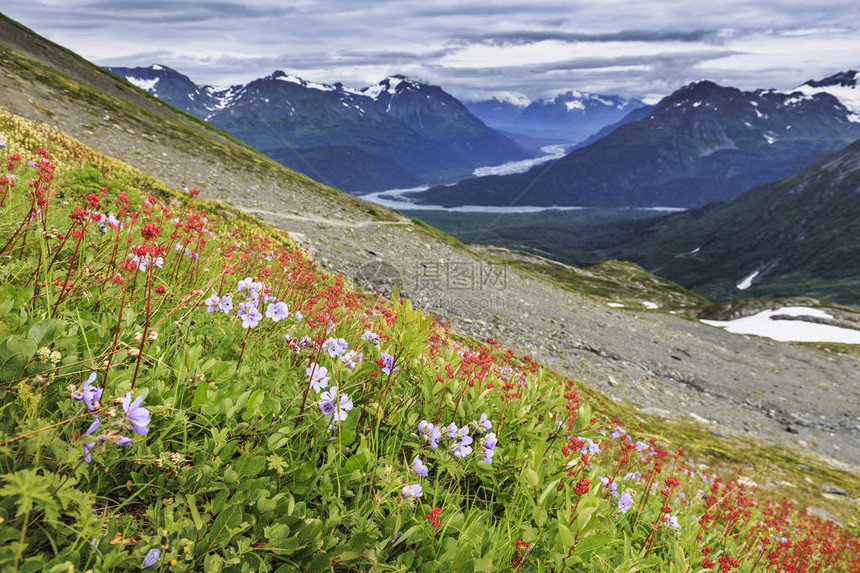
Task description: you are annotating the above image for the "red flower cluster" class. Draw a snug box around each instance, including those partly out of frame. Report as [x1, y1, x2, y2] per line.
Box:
[425, 506, 441, 529]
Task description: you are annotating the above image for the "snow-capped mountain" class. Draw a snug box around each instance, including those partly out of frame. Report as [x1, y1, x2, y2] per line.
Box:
[790, 70, 860, 114]
[465, 90, 645, 146]
[416, 79, 860, 209]
[106, 66, 526, 192]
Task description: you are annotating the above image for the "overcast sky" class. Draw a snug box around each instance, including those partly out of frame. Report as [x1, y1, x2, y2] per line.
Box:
[4, 1, 860, 102]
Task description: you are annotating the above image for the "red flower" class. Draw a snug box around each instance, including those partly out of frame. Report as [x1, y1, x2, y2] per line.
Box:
[141, 224, 161, 241]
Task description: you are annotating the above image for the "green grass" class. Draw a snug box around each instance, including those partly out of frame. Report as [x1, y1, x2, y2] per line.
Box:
[0, 102, 857, 573]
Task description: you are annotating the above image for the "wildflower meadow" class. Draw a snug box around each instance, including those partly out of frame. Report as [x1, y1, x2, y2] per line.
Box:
[0, 110, 857, 571]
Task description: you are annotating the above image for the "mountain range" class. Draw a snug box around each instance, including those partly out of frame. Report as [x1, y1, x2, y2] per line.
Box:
[464, 91, 646, 148]
[106, 65, 526, 193]
[414, 79, 860, 208]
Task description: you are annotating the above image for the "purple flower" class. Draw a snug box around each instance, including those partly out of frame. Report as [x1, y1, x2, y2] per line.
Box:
[340, 350, 363, 370]
[418, 421, 441, 449]
[114, 436, 133, 446]
[266, 301, 289, 322]
[447, 423, 469, 441]
[322, 337, 348, 358]
[204, 292, 220, 313]
[450, 441, 473, 459]
[306, 363, 329, 393]
[601, 476, 618, 497]
[320, 386, 352, 422]
[237, 277, 254, 291]
[142, 548, 161, 568]
[294, 311, 303, 322]
[319, 400, 334, 415]
[581, 438, 600, 456]
[663, 515, 680, 530]
[82, 441, 96, 463]
[611, 426, 627, 439]
[361, 330, 380, 345]
[477, 413, 492, 432]
[238, 302, 262, 328]
[123, 392, 150, 436]
[0, 135, 6, 150]
[634, 440, 649, 452]
[73, 372, 103, 412]
[379, 352, 397, 375]
[84, 418, 101, 437]
[401, 484, 423, 498]
[412, 455, 429, 477]
[218, 295, 233, 313]
[483, 432, 497, 451]
[618, 491, 634, 514]
[624, 471, 642, 482]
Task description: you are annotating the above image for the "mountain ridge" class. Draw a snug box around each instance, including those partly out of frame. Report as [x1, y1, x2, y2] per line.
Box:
[106, 64, 527, 192]
[416, 78, 860, 208]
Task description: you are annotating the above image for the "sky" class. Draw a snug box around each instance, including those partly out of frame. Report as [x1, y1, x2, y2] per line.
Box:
[4, 1, 860, 102]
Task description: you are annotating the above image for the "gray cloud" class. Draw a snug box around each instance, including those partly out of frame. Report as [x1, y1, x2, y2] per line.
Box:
[3, 1, 860, 101]
[455, 29, 725, 46]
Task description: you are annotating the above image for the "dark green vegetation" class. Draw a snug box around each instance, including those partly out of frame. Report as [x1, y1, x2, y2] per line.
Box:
[416, 81, 860, 208]
[107, 67, 527, 192]
[402, 207, 667, 264]
[599, 138, 860, 304]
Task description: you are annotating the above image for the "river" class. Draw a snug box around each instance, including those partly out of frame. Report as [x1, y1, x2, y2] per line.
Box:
[357, 144, 686, 214]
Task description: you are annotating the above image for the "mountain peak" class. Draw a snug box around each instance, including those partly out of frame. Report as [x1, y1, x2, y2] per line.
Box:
[263, 70, 337, 92]
[803, 70, 860, 89]
[792, 70, 860, 114]
[362, 75, 423, 99]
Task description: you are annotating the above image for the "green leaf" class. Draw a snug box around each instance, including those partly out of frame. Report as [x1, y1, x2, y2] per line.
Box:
[557, 523, 575, 549]
[191, 379, 208, 408]
[0, 469, 56, 519]
[27, 319, 59, 347]
[572, 533, 613, 557]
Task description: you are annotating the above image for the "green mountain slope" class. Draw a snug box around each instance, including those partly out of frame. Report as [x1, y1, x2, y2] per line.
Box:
[601, 138, 860, 303]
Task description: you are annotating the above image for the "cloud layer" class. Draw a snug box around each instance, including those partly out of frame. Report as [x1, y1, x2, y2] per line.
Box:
[5, 1, 860, 100]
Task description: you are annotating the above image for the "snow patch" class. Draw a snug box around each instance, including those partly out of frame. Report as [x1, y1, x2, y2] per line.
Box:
[643, 301, 659, 309]
[491, 91, 531, 107]
[792, 82, 860, 114]
[702, 307, 860, 344]
[607, 302, 625, 308]
[126, 76, 159, 92]
[150, 64, 163, 71]
[763, 134, 775, 144]
[736, 270, 759, 290]
[565, 100, 585, 112]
